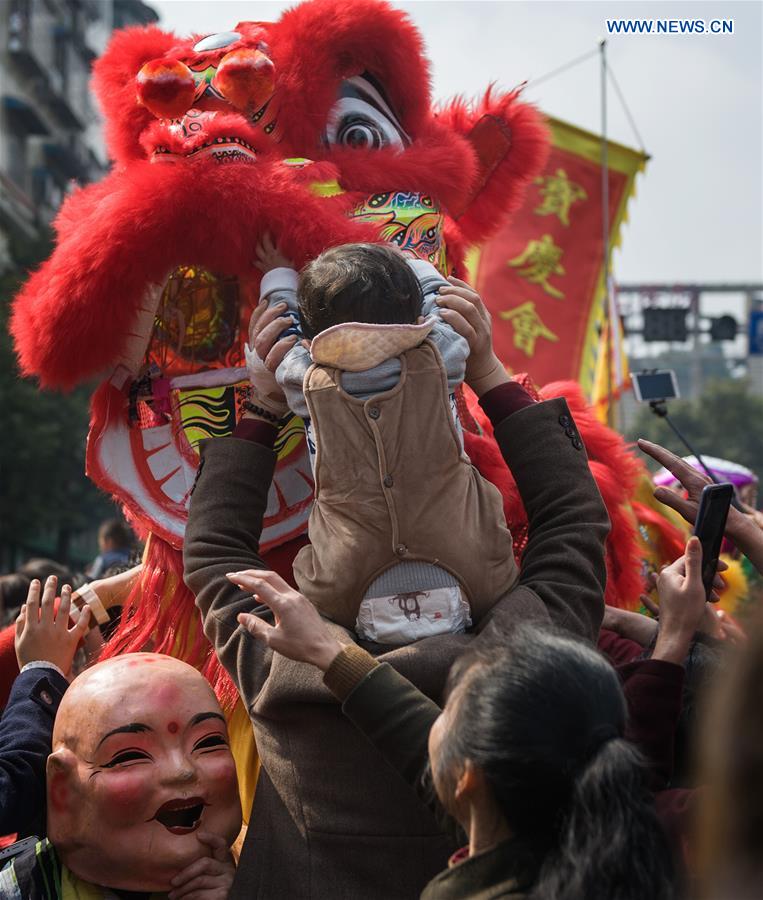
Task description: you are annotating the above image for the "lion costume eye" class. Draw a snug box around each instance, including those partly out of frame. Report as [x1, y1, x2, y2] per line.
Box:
[334, 110, 393, 149]
[324, 74, 410, 150]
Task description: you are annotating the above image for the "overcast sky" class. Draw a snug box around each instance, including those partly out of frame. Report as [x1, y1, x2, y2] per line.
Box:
[150, 0, 762, 287]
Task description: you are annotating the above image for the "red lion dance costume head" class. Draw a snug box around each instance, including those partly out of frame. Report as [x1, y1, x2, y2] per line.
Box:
[12, 0, 645, 705]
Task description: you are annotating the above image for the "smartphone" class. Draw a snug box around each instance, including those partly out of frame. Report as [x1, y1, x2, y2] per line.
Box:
[693, 483, 734, 601]
[631, 369, 680, 403]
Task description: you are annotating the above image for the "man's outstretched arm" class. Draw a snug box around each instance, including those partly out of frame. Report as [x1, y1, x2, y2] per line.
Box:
[484, 392, 611, 643]
[183, 427, 279, 709]
[184, 295, 304, 707]
[436, 277, 609, 643]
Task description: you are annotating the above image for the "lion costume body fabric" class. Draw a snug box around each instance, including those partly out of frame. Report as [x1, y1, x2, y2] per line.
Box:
[12, 0, 646, 753]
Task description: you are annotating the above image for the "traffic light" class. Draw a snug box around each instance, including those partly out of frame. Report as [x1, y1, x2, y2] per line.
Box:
[709, 315, 737, 341]
[643, 308, 688, 342]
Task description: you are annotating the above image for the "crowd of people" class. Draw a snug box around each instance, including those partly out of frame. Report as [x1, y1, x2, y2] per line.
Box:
[0, 519, 134, 625]
[0, 520, 137, 709]
[1, 244, 762, 899]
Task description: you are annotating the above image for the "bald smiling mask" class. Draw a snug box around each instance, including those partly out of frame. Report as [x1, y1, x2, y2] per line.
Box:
[46, 653, 242, 892]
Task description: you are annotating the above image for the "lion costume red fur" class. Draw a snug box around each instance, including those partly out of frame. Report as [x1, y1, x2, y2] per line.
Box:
[11, 0, 644, 709]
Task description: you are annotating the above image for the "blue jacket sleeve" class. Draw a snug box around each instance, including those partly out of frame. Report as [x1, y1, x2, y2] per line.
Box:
[0, 667, 68, 838]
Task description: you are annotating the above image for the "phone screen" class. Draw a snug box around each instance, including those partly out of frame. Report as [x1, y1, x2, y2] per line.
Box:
[693, 483, 734, 600]
[632, 371, 679, 402]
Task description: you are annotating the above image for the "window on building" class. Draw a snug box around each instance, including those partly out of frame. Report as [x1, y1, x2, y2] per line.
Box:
[53, 29, 70, 95]
[8, 0, 32, 52]
[6, 129, 29, 193]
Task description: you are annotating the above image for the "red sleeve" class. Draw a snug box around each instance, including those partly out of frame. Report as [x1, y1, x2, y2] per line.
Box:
[478, 381, 536, 429]
[232, 418, 279, 447]
[0, 625, 20, 711]
[618, 658, 685, 792]
[598, 627, 645, 667]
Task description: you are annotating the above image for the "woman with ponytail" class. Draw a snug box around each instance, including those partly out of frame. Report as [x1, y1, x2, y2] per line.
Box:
[232, 569, 675, 900]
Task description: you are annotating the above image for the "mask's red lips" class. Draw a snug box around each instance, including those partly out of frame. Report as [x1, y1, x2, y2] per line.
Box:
[152, 797, 206, 834]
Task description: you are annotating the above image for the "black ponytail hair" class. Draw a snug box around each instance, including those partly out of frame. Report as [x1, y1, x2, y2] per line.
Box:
[537, 736, 674, 900]
[440, 624, 674, 900]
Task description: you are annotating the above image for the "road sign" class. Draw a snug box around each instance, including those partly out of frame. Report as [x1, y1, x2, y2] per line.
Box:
[750, 311, 763, 356]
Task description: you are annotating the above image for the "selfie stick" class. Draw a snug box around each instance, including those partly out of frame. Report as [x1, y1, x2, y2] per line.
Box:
[648, 399, 743, 510]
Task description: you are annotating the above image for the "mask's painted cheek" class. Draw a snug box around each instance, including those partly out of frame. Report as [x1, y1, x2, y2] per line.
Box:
[199, 754, 239, 796]
[95, 768, 157, 821]
[204, 751, 237, 776]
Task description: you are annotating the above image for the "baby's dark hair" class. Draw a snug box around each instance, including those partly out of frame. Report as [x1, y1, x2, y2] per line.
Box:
[298, 243, 424, 339]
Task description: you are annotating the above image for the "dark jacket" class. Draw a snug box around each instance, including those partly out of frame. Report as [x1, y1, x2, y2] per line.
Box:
[619, 658, 685, 792]
[183, 397, 610, 899]
[321, 644, 545, 898]
[0, 667, 67, 838]
[421, 841, 540, 900]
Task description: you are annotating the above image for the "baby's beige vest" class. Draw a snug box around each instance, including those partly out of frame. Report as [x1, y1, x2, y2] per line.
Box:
[293, 340, 519, 629]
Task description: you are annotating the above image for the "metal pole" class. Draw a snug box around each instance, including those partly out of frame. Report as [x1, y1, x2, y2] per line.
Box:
[689, 288, 703, 398]
[661, 413, 718, 484]
[648, 400, 743, 508]
[600, 40, 613, 426]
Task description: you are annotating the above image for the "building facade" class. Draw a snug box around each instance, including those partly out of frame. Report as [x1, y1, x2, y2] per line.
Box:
[0, 0, 157, 269]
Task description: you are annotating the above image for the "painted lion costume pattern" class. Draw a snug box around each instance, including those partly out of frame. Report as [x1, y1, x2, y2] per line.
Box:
[12, 0, 646, 703]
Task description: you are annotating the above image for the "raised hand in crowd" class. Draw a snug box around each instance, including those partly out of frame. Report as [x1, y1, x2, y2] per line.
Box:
[639, 438, 763, 574]
[648, 537, 714, 665]
[15, 576, 90, 678]
[228, 570, 341, 671]
[167, 832, 236, 900]
[640, 562, 746, 646]
[603, 536, 733, 660]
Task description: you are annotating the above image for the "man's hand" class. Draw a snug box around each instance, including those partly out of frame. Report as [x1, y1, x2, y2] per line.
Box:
[435, 276, 507, 396]
[638, 439, 746, 543]
[651, 537, 710, 665]
[244, 301, 296, 419]
[248, 300, 298, 375]
[15, 576, 91, 676]
[226, 569, 343, 671]
[602, 605, 658, 647]
[638, 438, 763, 576]
[254, 232, 294, 274]
[641, 559, 732, 642]
[168, 832, 235, 900]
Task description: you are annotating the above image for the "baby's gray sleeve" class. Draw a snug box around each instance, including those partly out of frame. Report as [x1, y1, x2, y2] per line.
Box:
[260, 267, 300, 316]
[407, 259, 469, 389]
[414, 263, 449, 319]
[428, 321, 469, 390]
[276, 343, 311, 419]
